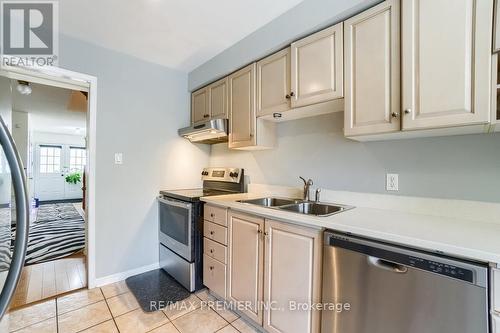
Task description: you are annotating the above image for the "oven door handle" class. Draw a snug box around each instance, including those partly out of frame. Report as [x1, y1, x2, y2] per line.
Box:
[157, 196, 192, 209]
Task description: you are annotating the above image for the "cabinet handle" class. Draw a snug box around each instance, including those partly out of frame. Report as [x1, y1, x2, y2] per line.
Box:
[264, 231, 268, 236]
[290, 92, 295, 97]
[203, 114, 209, 118]
[404, 109, 412, 115]
[210, 249, 214, 253]
[285, 94, 290, 99]
[257, 229, 262, 234]
[210, 231, 214, 235]
[210, 213, 214, 218]
[209, 266, 214, 270]
[391, 112, 399, 118]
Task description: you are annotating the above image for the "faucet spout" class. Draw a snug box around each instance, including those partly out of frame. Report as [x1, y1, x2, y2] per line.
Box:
[299, 177, 314, 201]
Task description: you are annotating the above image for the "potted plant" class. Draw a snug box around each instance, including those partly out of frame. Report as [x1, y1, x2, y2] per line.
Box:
[65, 172, 82, 184]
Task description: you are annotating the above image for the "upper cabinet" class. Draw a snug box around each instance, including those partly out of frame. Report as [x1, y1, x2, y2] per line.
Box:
[208, 77, 228, 119]
[257, 48, 291, 117]
[401, 0, 492, 130]
[344, 0, 400, 137]
[494, 0, 500, 53]
[191, 78, 228, 124]
[191, 88, 209, 124]
[229, 63, 276, 150]
[228, 64, 257, 148]
[291, 23, 344, 108]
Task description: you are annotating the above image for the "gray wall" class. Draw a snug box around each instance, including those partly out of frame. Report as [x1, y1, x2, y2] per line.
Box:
[188, 0, 381, 90]
[59, 35, 210, 279]
[210, 113, 500, 203]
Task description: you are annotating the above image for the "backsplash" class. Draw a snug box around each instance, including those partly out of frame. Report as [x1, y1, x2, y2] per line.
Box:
[209, 112, 500, 203]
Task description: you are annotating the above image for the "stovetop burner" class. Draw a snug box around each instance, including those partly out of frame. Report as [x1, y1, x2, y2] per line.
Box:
[160, 167, 244, 202]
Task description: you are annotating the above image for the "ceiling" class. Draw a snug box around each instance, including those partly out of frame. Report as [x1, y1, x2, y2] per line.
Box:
[59, 0, 304, 71]
[12, 82, 87, 136]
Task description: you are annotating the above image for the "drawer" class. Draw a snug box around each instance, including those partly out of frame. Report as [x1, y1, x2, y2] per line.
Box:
[493, 269, 500, 313]
[204, 237, 227, 264]
[204, 205, 227, 226]
[204, 221, 227, 245]
[203, 254, 226, 298]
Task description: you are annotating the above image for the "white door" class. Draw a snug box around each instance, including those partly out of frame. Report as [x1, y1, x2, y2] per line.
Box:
[34, 144, 86, 201]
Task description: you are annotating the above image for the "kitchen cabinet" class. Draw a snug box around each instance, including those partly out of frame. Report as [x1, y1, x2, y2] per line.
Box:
[344, 0, 400, 137]
[494, 314, 500, 333]
[208, 77, 228, 119]
[491, 53, 500, 132]
[257, 48, 291, 117]
[228, 63, 276, 149]
[203, 205, 229, 298]
[263, 219, 322, 333]
[191, 88, 209, 124]
[290, 23, 343, 108]
[227, 211, 264, 324]
[494, 0, 500, 53]
[401, 0, 492, 130]
[493, 268, 500, 314]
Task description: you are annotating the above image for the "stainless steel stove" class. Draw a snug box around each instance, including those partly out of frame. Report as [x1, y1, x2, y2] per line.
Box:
[158, 167, 244, 291]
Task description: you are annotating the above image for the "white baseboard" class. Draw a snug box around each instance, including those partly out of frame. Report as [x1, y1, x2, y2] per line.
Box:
[92, 262, 160, 288]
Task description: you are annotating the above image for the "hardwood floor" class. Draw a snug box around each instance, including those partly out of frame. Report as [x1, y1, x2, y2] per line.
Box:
[10, 253, 87, 309]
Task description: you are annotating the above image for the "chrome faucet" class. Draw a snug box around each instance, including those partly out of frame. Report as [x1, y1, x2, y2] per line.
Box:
[315, 188, 321, 202]
[299, 177, 314, 201]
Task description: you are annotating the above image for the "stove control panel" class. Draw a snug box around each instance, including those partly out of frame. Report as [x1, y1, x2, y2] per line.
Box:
[201, 167, 243, 183]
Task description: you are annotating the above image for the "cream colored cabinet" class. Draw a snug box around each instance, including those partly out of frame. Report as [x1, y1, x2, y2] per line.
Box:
[208, 77, 228, 119]
[291, 23, 343, 108]
[227, 211, 264, 324]
[344, 0, 400, 137]
[263, 220, 322, 333]
[402, 0, 492, 130]
[257, 48, 291, 117]
[493, 268, 500, 314]
[228, 63, 257, 148]
[228, 63, 276, 150]
[191, 88, 209, 124]
[494, 0, 500, 53]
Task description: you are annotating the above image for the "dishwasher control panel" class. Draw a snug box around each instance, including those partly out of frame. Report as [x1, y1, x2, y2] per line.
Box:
[407, 256, 473, 283]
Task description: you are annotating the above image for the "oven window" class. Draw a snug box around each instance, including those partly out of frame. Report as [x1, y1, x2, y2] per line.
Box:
[159, 201, 190, 245]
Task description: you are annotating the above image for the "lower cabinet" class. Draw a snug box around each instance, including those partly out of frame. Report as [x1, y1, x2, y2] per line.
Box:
[225, 211, 322, 333]
[263, 219, 322, 333]
[227, 211, 265, 324]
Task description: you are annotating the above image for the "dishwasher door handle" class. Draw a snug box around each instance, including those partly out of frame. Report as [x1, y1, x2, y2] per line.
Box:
[368, 256, 408, 274]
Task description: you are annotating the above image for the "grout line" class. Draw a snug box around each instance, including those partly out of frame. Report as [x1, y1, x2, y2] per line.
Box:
[101, 288, 121, 333]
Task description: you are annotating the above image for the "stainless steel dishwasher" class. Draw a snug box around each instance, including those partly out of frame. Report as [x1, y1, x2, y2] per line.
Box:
[321, 231, 489, 333]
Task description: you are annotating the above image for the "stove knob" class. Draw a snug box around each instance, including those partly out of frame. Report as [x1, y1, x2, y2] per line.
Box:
[233, 172, 239, 178]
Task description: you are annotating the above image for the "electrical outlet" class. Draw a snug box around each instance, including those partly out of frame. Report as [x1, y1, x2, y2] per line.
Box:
[114, 153, 123, 165]
[386, 173, 399, 191]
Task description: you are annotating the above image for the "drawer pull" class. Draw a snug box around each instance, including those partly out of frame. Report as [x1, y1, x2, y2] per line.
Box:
[209, 266, 214, 270]
[210, 231, 214, 235]
[210, 249, 214, 253]
[210, 213, 215, 218]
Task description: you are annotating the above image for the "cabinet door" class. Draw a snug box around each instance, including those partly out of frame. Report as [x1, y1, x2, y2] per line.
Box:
[227, 211, 264, 324]
[402, 0, 492, 130]
[191, 88, 209, 124]
[291, 23, 343, 108]
[208, 78, 228, 119]
[263, 220, 322, 333]
[228, 63, 257, 148]
[257, 48, 291, 117]
[344, 0, 400, 136]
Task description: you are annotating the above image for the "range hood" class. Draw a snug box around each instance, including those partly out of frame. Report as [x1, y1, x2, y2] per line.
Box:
[178, 118, 228, 144]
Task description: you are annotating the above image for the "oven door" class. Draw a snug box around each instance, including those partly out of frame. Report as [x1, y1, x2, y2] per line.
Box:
[158, 196, 193, 262]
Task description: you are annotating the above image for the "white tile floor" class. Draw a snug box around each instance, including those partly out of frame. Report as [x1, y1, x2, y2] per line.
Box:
[0, 282, 261, 333]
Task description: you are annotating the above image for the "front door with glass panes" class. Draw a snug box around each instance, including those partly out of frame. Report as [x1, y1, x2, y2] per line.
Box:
[34, 144, 86, 201]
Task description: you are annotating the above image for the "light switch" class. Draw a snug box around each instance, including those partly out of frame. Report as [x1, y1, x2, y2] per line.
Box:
[386, 173, 398, 191]
[114, 153, 123, 165]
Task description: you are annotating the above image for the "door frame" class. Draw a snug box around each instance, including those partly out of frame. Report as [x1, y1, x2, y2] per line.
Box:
[0, 58, 98, 288]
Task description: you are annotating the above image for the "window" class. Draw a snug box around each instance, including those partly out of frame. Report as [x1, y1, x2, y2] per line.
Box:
[69, 147, 86, 173]
[39, 146, 61, 173]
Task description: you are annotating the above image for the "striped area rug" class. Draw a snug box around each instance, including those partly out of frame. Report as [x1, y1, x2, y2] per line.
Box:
[11, 203, 85, 266]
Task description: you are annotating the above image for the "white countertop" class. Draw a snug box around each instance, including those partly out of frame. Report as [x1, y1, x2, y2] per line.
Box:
[201, 192, 500, 264]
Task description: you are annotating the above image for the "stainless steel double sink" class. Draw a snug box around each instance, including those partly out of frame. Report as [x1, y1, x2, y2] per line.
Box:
[236, 197, 353, 217]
